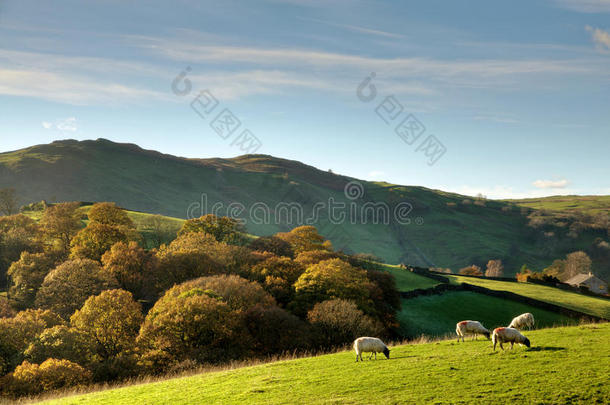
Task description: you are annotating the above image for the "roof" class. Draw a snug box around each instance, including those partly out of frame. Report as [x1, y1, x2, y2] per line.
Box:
[565, 273, 606, 286]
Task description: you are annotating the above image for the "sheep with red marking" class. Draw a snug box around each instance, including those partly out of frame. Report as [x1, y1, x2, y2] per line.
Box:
[456, 320, 491, 342]
[492, 327, 531, 350]
[353, 337, 390, 362]
[508, 313, 535, 330]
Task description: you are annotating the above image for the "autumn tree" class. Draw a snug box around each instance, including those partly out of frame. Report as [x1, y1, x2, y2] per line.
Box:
[307, 299, 382, 347]
[247, 256, 304, 306]
[276, 226, 332, 255]
[485, 260, 504, 278]
[0, 215, 41, 287]
[9, 358, 92, 396]
[292, 258, 373, 316]
[71, 290, 142, 362]
[0, 188, 18, 216]
[244, 305, 311, 355]
[101, 242, 158, 301]
[8, 252, 56, 309]
[178, 214, 244, 244]
[69, 222, 132, 261]
[458, 265, 483, 276]
[39, 202, 82, 255]
[35, 259, 118, 318]
[87, 202, 134, 228]
[248, 236, 294, 258]
[294, 250, 340, 267]
[24, 325, 94, 366]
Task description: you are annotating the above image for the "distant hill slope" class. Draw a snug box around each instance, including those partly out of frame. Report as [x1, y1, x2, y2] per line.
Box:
[1, 139, 609, 277]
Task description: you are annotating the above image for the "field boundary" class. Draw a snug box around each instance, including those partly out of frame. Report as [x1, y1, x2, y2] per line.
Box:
[399, 282, 608, 322]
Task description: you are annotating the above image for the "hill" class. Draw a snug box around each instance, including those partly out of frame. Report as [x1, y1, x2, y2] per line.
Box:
[2, 139, 609, 278]
[36, 323, 610, 404]
[508, 195, 610, 215]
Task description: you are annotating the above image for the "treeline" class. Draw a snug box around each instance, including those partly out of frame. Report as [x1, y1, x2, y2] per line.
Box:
[0, 203, 400, 398]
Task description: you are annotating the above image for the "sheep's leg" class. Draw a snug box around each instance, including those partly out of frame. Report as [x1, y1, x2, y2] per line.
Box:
[510, 342, 514, 349]
[500, 342, 504, 350]
[375, 352, 377, 360]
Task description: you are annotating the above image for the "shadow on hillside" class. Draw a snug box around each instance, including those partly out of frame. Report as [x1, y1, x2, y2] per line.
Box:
[527, 346, 566, 352]
[387, 355, 417, 360]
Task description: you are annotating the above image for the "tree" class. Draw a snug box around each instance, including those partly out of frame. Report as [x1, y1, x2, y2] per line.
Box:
[294, 250, 340, 266]
[39, 202, 82, 254]
[458, 265, 483, 276]
[71, 290, 143, 361]
[543, 259, 566, 279]
[35, 258, 118, 319]
[248, 256, 304, 305]
[276, 226, 331, 255]
[69, 222, 132, 261]
[248, 236, 294, 258]
[87, 202, 134, 228]
[563, 251, 592, 281]
[9, 358, 92, 396]
[292, 258, 373, 316]
[0, 188, 18, 216]
[243, 305, 311, 355]
[485, 260, 504, 278]
[365, 269, 401, 330]
[178, 214, 244, 244]
[143, 214, 175, 248]
[24, 325, 94, 366]
[101, 242, 158, 300]
[0, 215, 41, 288]
[8, 252, 56, 309]
[307, 299, 382, 347]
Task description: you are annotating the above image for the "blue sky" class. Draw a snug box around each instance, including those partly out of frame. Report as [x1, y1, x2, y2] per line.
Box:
[1, 0, 609, 198]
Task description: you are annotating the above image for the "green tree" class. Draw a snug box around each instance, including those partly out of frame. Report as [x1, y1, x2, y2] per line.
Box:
[0, 188, 18, 216]
[35, 259, 118, 319]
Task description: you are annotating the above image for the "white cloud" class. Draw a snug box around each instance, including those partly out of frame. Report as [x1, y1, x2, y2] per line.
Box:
[367, 170, 387, 180]
[554, 0, 610, 13]
[298, 17, 406, 39]
[586, 26, 610, 52]
[41, 117, 77, 132]
[532, 179, 569, 189]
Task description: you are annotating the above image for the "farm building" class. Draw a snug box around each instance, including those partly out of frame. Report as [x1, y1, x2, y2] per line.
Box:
[565, 273, 608, 295]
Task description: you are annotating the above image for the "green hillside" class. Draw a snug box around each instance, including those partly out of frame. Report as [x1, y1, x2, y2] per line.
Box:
[2, 139, 609, 278]
[508, 195, 610, 215]
[38, 323, 610, 404]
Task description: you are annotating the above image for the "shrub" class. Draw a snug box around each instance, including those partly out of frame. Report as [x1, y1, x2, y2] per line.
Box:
[35, 258, 118, 319]
[458, 265, 483, 276]
[9, 358, 92, 395]
[307, 299, 382, 347]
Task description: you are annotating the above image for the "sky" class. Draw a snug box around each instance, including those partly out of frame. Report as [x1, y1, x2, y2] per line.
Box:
[1, 0, 609, 199]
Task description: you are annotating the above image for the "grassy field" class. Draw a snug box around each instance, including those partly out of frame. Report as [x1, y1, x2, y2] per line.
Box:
[396, 291, 574, 338]
[380, 264, 440, 291]
[508, 195, 610, 215]
[36, 323, 610, 404]
[447, 275, 610, 320]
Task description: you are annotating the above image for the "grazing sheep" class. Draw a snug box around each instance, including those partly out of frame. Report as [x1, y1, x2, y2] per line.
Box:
[455, 320, 491, 342]
[492, 327, 531, 350]
[508, 313, 535, 330]
[353, 337, 390, 362]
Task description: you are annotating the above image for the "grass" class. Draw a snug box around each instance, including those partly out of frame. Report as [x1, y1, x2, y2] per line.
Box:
[508, 195, 610, 215]
[396, 291, 574, 338]
[379, 264, 440, 291]
[447, 275, 610, 320]
[35, 323, 610, 404]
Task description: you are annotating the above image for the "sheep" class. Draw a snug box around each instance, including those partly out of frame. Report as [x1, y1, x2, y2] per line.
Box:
[492, 327, 531, 350]
[353, 337, 390, 362]
[455, 320, 491, 342]
[508, 313, 535, 330]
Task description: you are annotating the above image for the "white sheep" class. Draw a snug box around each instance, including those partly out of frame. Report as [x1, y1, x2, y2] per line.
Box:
[508, 313, 535, 330]
[353, 337, 390, 362]
[455, 320, 491, 342]
[492, 327, 531, 350]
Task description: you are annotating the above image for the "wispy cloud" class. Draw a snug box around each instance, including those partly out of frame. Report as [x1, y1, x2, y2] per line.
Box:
[473, 114, 520, 124]
[586, 25, 610, 52]
[554, 0, 610, 13]
[299, 17, 406, 39]
[533, 179, 569, 189]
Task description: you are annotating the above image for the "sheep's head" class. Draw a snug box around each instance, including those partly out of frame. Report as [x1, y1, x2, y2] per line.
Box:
[484, 331, 491, 340]
[523, 338, 531, 348]
[383, 348, 390, 359]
